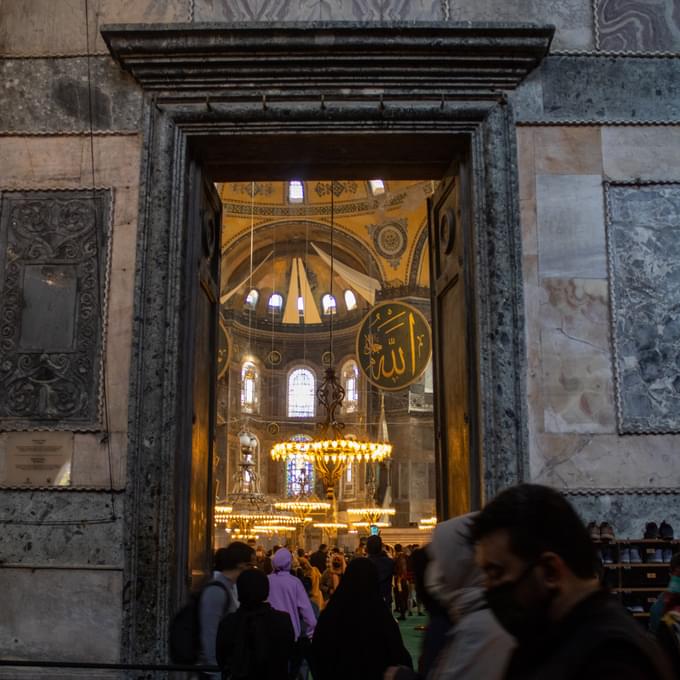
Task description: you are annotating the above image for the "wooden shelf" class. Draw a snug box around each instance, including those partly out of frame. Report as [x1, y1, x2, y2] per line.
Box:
[594, 539, 679, 545]
[603, 563, 671, 568]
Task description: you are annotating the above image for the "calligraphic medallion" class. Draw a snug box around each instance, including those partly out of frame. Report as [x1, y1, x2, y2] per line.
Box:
[356, 301, 432, 391]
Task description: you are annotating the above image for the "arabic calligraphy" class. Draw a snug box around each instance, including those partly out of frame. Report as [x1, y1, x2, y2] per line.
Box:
[356, 302, 432, 391]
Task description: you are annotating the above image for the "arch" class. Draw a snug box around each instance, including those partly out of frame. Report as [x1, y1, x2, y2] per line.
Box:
[341, 359, 360, 413]
[240, 361, 260, 414]
[285, 434, 315, 496]
[321, 293, 337, 315]
[344, 289, 357, 311]
[287, 367, 316, 418]
[245, 288, 259, 310]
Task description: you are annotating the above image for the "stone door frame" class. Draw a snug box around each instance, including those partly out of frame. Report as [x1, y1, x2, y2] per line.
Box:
[103, 22, 552, 661]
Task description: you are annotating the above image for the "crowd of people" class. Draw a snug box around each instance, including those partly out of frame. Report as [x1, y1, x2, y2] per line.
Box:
[193, 484, 679, 679]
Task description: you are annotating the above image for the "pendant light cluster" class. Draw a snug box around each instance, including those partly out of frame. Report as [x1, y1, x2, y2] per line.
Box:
[270, 181, 393, 530]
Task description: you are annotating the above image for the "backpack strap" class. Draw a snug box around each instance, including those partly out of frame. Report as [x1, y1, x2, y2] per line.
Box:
[204, 579, 232, 615]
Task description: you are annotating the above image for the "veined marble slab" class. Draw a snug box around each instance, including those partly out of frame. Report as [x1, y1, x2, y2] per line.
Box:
[607, 183, 680, 433]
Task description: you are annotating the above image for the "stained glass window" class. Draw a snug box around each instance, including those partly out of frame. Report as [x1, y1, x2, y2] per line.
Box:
[288, 368, 315, 418]
[286, 437, 315, 496]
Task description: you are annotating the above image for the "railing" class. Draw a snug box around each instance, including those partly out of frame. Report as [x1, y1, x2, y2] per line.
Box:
[0, 659, 220, 679]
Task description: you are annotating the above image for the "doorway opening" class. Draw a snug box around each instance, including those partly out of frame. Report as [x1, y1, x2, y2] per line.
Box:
[211, 176, 471, 556]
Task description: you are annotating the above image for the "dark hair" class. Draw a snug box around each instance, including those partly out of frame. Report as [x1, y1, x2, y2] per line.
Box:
[215, 542, 255, 571]
[470, 484, 597, 579]
[297, 547, 306, 558]
[395, 544, 403, 552]
[366, 534, 382, 556]
[671, 553, 680, 573]
[319, 543, 328, 551]
[237, 568, 269, 608]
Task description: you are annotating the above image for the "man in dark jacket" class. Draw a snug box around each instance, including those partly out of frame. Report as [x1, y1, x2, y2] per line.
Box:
[310, 543, 329, 573]
[366, 534, 394, 609]
[471, 484, 673, 680]
[216, 568, 295, 680]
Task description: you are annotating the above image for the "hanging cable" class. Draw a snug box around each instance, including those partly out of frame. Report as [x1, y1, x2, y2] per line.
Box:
[329, 181, 335, 364]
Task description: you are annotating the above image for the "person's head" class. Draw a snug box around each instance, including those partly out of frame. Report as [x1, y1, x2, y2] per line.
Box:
[470, 484, 599, 641]
[366, 534, 382, 556]
[237, 567, 269, 610]
[215, 542, 255, 577]
[319, 543, 328, 553]
[272, 547, 293, 573]
[255, 545, 265, 559]
[395, 543, 403, 553]
[671, 552, 680, 576]
[297, 547, 306, 558]
[332, 558, 379, 603]
[330, 554, 345, 572]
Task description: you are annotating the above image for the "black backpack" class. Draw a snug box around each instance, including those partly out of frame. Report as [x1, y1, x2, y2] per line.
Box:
[169, 580, 229, 664]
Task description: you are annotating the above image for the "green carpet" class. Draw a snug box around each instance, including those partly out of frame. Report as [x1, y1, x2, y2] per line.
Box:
[397, 612, 428, 666]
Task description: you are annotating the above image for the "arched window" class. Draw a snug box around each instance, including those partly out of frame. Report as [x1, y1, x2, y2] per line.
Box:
[244, 288, 259, 310]
[288, 367, 316, 418]
[341, 360, 359, 413]
[241, 361, 259, 414]
[344, 289, 357, 311]
[321, 293, 337, 315]
[268, 292, 284, 313]
[286, 435, 315, 496]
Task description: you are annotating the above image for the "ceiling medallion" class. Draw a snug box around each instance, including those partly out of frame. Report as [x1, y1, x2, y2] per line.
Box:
[367, 219, 408, 270]
[267, 349, 282, 366]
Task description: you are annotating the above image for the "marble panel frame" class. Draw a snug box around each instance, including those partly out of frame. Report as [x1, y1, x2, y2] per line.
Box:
[605, 180, 680, 434]
[102, 22, 553, 662]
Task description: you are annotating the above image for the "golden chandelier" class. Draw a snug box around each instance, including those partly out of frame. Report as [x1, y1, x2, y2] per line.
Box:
[271, 366, 392, 500]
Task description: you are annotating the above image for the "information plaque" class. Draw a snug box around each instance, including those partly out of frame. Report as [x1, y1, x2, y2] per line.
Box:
[4, 432, 73, 486]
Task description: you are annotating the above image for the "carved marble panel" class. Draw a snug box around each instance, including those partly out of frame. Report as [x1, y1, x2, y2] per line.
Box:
[606, 183, 680, 433]
[597, 0, 680, 52]
[194, 0, 442, 21]
[0, 190, 112, 430]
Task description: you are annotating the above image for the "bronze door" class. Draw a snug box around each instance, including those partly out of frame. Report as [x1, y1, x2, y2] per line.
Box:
[428, 162, 479, 519]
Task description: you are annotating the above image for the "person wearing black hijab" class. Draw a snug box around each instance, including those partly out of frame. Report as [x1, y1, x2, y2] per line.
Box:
[311, 557, 412, 680]
[216, 567, 295, 680]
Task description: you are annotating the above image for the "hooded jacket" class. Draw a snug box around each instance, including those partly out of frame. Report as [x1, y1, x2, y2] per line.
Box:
[425, 513, 514, 680]
[267, 548, 317, 640]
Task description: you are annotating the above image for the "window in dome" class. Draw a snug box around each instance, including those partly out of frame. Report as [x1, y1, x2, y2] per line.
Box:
[297, 295, 305, 315]
[288, 368, 316, 418]
[245, 288, 259, 310]
[369, 179, 385, 196]
[344, 289, 357, 311]
[241, 362, 259, 414]
[322, 293, 337, 315]
[268, 292, 284, 312]
[289, 180, 304, 203]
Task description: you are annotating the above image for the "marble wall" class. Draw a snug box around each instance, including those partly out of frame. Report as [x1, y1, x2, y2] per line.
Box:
[607, 183, 680, 433]
[520, 125, 680, 502]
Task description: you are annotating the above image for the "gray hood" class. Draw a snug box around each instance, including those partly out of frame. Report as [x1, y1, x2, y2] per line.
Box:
[426, 512, 486, 621]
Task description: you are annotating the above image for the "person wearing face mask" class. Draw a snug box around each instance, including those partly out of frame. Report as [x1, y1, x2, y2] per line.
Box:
[471, 484, 673, 680]
[385, 513, 514, 680]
